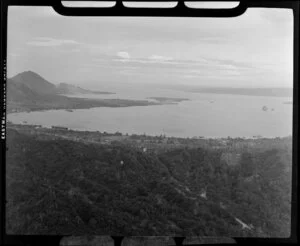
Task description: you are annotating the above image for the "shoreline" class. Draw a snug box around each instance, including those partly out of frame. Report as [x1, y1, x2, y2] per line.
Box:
[7, 96, 193, 114]
[6, 100, 163, 114]
[6, 122, 292, 141]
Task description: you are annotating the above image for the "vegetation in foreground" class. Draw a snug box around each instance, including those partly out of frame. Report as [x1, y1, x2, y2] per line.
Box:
[6, 127, 292, 237]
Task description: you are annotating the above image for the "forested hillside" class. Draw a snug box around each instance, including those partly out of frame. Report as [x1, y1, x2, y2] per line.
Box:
[6, 129, 292, 237]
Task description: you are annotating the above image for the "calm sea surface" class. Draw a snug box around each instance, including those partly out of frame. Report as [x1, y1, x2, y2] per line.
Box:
[7, 87, 293, 138]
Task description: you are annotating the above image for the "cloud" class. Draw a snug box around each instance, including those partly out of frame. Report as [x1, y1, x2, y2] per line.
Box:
[117, 51, 130, 60]
[112, 58, 180, 65]
[113, 53, 176, 64]
[218, 64, 239, 70]
[27, 37, 80, 47]
[113, 54, 178, 65]
[97, 53, 266, 80]
[210, 58, 255, 69]
[59, 48, 81, 53]
[182, 74, 200, 79]
[223, 69, 241, 76]
[148, 55, 173, 62]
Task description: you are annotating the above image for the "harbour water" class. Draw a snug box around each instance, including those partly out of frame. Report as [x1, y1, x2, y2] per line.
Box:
[7, 87, 293, 138]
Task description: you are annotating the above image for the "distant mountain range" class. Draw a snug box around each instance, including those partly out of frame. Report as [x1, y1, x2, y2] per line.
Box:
[6, 71, 156, 113]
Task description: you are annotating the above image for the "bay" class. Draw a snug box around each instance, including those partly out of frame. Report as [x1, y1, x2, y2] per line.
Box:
[7, 88, 293, 138]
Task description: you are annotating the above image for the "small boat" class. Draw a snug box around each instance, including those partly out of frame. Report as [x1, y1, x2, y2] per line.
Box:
[65, 109, 73, 112]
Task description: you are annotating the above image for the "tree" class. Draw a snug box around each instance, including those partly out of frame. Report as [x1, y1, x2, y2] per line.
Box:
[240, 152, 255, 177]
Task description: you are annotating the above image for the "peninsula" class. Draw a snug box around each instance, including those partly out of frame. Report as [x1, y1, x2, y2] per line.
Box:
[7, 71, 160, 113]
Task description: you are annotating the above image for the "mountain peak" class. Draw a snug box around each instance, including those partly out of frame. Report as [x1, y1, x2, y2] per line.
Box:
[10, 71, 56, 95]
[13, 70, 44, 79]
[23, 70, 39, 75]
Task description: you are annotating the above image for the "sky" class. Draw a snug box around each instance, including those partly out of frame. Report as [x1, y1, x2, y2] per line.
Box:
[7, 5, 293, 88]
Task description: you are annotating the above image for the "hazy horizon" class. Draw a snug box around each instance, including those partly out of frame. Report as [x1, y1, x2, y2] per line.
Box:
[7, 6, 293, 89]
[8, 70, 294, 91]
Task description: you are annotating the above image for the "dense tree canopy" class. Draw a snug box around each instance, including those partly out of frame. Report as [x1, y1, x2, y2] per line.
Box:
[6, 129, 292, 237]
